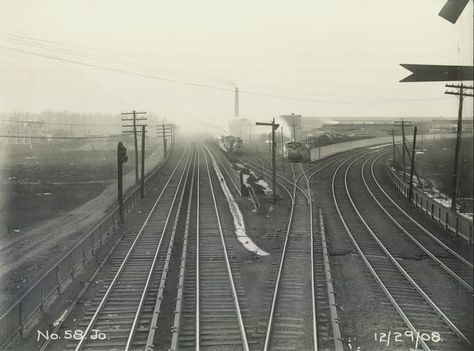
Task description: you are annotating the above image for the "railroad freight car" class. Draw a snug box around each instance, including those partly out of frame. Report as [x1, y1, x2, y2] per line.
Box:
[286, 141, 308, 163]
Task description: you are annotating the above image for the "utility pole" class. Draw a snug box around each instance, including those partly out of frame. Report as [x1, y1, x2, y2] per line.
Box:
[392, 128, 396, 165]
[408, 127, 418, 202]
[256, 118, 280, 203]
[157, 123, 173, 159]
[117, 142, 128, 221]
[445, 83, 474, 211]
[163, 123, 167, 158]
[121, 110, 147, 184]
[401, 119, 407, 181]
[171, 124, 176, 146]
[402, 140, 424, 190]
[141, 125, 146, 198]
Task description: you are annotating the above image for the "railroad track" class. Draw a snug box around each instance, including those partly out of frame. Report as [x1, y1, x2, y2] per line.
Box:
[262, 163, 316, 351]
[365, 152, 473, 291]
[259, 157, 346, 351]
[51, 148, 193, 351]
[171, 146, 250, 351]
[332, 153, 472, 351]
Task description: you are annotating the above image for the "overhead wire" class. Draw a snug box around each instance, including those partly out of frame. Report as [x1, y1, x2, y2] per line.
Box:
[0, 29, 453, 106]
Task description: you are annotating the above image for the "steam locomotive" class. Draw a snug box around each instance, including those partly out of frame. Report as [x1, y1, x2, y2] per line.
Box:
[221, 136, 243, 156]
[286, 141, 309, 163]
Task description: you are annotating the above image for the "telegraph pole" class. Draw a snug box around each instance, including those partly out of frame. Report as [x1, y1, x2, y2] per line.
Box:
[256, 118, 280, 203]
[408, 127, 418, 202]
[157, 123, 173, 159]
[445, 83, 474, 211]
[162, 123, 167, 158]
[141, 125, 146, 198]
[121, 110, 147, 184]
[392, 128, 396, 165]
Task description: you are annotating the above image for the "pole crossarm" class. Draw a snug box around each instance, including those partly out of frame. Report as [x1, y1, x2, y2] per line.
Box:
[121, 111, 147, 115]
[445, 91, 474, 97]
[446, 84, 473, 89]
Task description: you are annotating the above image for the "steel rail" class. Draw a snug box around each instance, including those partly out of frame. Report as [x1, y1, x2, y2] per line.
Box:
[300, 163, 318, 351]
[201, 146, 250, 351]
[371, 153, 473, 269]
[139, 149, 195, 350]
[73, 148, 191, 351]
[332, 154, 431, 351]
[38, 228, 126, 351]
[317, 209, 344, 351]
[362, 153, 473, 292]
[169, 148, 197, 351]
[0, 145, 176, 325]
[195, 147, 201, 351]
[263, 164, 298, 351]
[261, 154, 354, 351]
[203, 142, 241, 195]
[346, 155, 471, 346]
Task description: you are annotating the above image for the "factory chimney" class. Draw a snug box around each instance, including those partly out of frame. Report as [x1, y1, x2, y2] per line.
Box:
[234, 87, 239, 117]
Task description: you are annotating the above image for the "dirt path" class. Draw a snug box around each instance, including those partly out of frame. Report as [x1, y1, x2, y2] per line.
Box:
[0, 150, 164, 307]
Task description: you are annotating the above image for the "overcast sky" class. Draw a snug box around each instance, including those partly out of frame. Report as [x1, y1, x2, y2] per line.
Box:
[0, 0, 472, 127]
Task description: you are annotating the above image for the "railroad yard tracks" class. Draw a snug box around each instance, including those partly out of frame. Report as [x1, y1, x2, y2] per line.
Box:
[64, 149, 192, 351]
[37, 144, 252, 351]
[243, 147, 472, 350]
[5, 141, 473, 351]
[171, 146, 250, 351]
[366, 153, 473, 291]
[262, 164, 316, 351]
[332, 151, 473, 351]
[240, 151, 345, 351]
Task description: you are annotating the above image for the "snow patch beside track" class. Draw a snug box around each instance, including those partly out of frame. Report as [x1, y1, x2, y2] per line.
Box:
[208, 152, 269, 256]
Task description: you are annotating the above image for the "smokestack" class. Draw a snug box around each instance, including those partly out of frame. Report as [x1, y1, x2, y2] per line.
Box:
[234, 87, 239, 117]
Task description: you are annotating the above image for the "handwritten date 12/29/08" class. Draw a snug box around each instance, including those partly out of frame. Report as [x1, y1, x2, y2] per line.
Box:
[37, 329, 107, 341]
[375, 330, 442, 347]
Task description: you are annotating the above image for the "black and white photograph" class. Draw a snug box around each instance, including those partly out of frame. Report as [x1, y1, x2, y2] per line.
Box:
[0, 1, 473, 350]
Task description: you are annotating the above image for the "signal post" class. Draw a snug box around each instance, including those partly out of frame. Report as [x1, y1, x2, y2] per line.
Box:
[256, 118, 280, 203]
[117, 142, 128, 221]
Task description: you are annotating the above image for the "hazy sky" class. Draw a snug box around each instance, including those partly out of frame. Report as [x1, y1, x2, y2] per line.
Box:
[0, 0, 472, 127]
